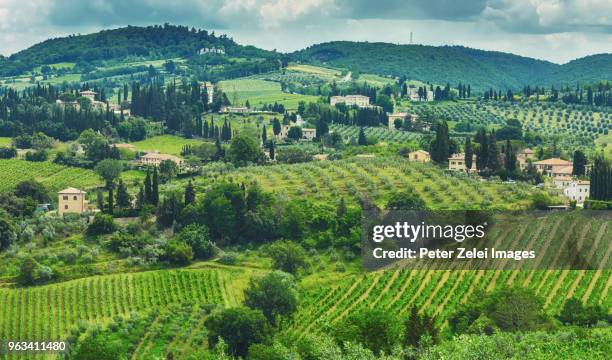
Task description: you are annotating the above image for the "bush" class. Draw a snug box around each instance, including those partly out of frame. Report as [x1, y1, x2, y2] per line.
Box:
[176, 224, 216, 260]
[164, 240, 193, 265]
[86, 213, 117, 236]
[264, 240, 307, 275]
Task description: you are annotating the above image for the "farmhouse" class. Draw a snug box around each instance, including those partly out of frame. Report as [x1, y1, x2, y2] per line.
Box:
[139, 152, 184, 167]
[58, 188, 89, 215]
[279, 124, 316, 141]
[517, 148, 536, 170]
[407, 150, 431, 162]
[388, 113, 418, 130]
[533, 158, 573, 177]
[563, 180, 590, 204]
[302, 128, 317, 140]
[330, 95, 370, 108]
[198, 47, 225, 55]
[553, 176, 573, 189]
[79, 90, 107, 111]
[220, 106, 249, 114]
[448, 153, 477, 172]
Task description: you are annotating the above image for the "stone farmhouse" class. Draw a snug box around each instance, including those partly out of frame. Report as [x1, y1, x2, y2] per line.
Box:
[517, 148, 536, 170]
[58, 188, 89, 215]
[563, 180, 590, 204]
[279, 124, 316, 141]
[407, 150, 430, 162]
[388, 113, 418, 130]
[448, 153, 477, 172]
[533, 158, 573, 177]
[139, 152, 185, 168]
[330, 95, 370, 107]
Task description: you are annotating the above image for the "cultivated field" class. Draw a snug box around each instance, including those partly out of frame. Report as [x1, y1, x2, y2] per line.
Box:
[218, 78, 319, 110]
[0, 159, 101, 192]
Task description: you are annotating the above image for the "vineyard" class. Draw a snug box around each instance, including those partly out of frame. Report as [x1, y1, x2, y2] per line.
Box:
[0, 160, 100, 193]
[0, 268, 233, 358]
[212, 157, 537, 209]
[330, 124, 422, 143]
[404, 101, 506, 128]
[289, 212, 612, 337]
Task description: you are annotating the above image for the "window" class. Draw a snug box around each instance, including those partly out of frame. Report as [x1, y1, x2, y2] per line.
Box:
[63, 196, 68, 200]
[73, 196, 78, 200]
[64, 205, 69, 209]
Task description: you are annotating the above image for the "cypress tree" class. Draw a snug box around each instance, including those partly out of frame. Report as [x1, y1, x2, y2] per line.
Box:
[464, 137, 473, 172]
[476, 128, 488, 171]
[590, 154, 611, 201]
[152, 167, 159, 206]
[504, 140, 517, 172]
[572, 150, 586, 176]
[203, 120, 209, 138]
[269, 140, 275, 160]
[136, 185, 145, 209]
[115, 179, 131, 208]
[107, 188, 114, 215]
[261, 125, 267, 144]
[144, 169, 152, 204]
[273, 118, 281, 136]
[184, 180, 196, 206]
[96, 189, 105, 212]
[430, 121, 450, 163]
[487, 130, 501, 171]
[358, 127, 367, 146]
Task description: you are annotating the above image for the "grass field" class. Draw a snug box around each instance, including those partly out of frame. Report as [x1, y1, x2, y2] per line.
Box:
[218, 78, 319, 110]
[287, 64, 342, 79]
[130, 135, 205, 156]
[0, 137, 11, 147]
[0, 159, 101, 192]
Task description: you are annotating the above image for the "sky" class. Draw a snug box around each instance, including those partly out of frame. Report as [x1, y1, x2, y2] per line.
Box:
[0, 0, 610, 64]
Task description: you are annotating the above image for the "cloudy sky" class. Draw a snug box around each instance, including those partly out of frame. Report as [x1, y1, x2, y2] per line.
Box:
[0, 0, 610, 63]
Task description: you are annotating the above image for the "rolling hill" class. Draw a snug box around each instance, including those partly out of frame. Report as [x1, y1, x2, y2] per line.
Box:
[290, 41, 612, 91]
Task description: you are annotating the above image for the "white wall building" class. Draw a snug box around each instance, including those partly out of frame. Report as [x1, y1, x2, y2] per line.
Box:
[563, 180, 590, 204]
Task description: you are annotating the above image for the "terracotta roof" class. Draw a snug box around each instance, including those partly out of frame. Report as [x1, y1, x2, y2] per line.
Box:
[410, 150, 430, 155]
[58, 187, 86, 194]
[554, 176, 572, 181]
[141, 153, 182, 161]
[522, 148, 534, 154]
[449, 153, 466, 160]
[554, 166, 573, 174]
[534, 158, 572, 166]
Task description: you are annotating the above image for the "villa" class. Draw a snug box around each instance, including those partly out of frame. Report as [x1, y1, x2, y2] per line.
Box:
[407, 150, 431, 162]
[330, 95, 370, 108]
[58, 188, 89, 215]
[448, 153, 477, 172]
[533, 158, 573, 177]
[139, 152, 184, 167]
[563, 180, 590, 204]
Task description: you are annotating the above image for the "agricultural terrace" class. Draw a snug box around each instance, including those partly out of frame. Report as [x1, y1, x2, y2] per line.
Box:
[218, 78, 319, 110]
[0, 269, 235, 346]
[198, 157, 537, 209]
[0, 159, 100, 192]
[130, 135, 206, 156]
[290, 211, 611, 337]
[399, 101, 506, 129]
[0, 137, 11, 147]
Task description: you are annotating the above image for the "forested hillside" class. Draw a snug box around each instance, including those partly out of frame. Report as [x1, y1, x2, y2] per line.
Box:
[290, 41, 612, 91]
[0, 24, 278, 76]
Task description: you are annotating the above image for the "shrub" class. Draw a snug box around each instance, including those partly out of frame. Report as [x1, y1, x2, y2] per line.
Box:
[86, 213, 117, 236]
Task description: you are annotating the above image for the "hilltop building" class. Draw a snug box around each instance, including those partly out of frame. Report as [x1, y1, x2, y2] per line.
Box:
[388, 113, 418, 130]
[563, 180, 590, 204]
[517, 148, 536, 170]
[448, 153, 477, 172]
[330, 95, 370, 108]
[139, 152, 184, 168]
[533, 158, 573, 177]
[198, 47, 225, 55]
[220, 106, 249, 114]
[79, 90, 107, 111]
[58, 188, 88, 215]
[279, 124, 316, 141]
[407, 150, 431, 162]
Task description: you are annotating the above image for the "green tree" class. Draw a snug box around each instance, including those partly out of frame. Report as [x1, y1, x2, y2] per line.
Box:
[156, 191, 182, 228]
[205, 307, 271, 358]
[572, 150, 587, 176]
[261, 125, 267, 144]
[94, 159, 122, 189]
[164, 240, 193, 265]
[287, 126, 303, 140]
[115, 179, 132, 208]
[464, 137, 473, 171]
[272, 118, 281, 136]
[386, 191, 426, 210]
[86, 213, 117, 236]
[176, 224, 215, 260]
[334, 308, 402, 356]
[358, 127, 367, 146]
[159, 159, 179, 183]
[504, 139, 517, 172]
[72, 333, 125, 360]
[152, 167, 159, 205]
[487, 130, 501, 171]
[430, 121, 450, 163]
[265, 240, 307, 275]
[144, 169, 152, 204]
[0, 212, 17, 250]
[404, 305, 439, 348]
[15, 180, 49, 203]
[184, 180, 196, 206]
[244, 271, 298, 326]
[228, 134, 262, 166]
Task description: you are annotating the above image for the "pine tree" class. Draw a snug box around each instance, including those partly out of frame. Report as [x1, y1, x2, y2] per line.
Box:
[144, 169, 152, 204]
[184, 180, 196, 205]
[152, 167, 159, 206]
[115, 179, 132, 208]
[464, 137, 473, 172]
[358, 127, 367, 145]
